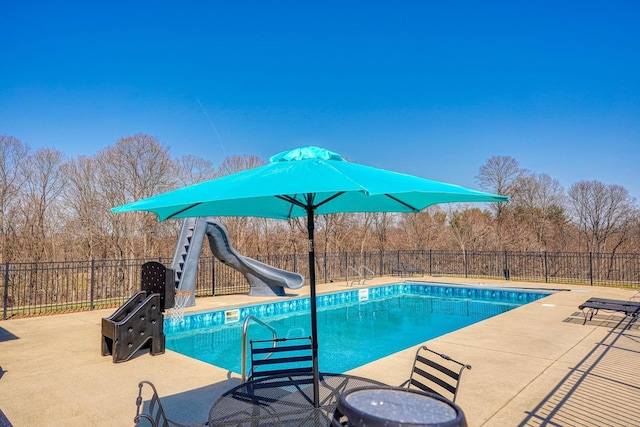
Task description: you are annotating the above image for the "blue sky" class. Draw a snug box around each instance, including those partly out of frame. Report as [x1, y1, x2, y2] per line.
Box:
[1, 1, 639, 201]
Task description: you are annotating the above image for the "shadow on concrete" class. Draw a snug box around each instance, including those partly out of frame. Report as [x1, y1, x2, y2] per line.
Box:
[0, 327, 18, 343]
[0, 407, 13, 427]
[519, 316, 640, 427]
[136, 377, 242, 426]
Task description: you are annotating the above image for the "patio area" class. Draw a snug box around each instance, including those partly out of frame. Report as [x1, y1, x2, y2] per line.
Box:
[1, 276, 639, 427]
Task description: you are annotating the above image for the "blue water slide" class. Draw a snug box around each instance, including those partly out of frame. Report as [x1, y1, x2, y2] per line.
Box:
[171, 218, 305, 306]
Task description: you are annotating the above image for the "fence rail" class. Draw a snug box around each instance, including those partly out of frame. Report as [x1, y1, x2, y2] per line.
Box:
[2, 250, 639, 319]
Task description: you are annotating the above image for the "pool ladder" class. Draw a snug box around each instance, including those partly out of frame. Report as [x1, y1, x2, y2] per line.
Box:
[241, 315, 277, 382]
[346, 265, 375, 287]
[241, 316, 314, 382]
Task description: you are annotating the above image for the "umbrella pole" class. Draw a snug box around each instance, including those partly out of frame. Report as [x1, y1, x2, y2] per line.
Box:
[307, 207, 320, 408]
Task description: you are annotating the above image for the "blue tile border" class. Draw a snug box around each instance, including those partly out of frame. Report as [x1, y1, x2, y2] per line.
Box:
[165, 283, 552, 335]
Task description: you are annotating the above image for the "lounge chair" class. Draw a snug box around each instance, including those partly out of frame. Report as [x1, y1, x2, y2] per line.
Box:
[578, 297, 640, 325]
[134, 380, 208, 427]
[400, 345, 471, 402]
[391, 262, 425, 277]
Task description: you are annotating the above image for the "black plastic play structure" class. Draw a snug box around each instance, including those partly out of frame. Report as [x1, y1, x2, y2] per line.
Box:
[101, 261, 175, 363]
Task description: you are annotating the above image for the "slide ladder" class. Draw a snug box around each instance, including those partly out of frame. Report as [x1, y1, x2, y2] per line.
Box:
[170, 217, 208, 306]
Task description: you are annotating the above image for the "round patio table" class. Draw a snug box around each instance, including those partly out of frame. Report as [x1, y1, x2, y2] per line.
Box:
[333, 386, 468, 427]
[208, 372, 386, 426]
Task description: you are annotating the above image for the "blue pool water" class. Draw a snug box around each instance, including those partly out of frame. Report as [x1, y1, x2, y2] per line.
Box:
[165, 283, 550, 374]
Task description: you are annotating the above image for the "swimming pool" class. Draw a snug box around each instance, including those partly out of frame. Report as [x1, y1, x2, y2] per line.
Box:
[165, 283, 551, 374]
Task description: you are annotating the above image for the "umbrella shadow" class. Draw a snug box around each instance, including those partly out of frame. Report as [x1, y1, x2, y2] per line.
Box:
[138, 377, 242, 425]
[518, 317, 640, 426]
[0, 327, 18, 343]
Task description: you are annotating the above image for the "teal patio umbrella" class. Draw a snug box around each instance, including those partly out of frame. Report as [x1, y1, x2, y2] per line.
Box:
[112, 146, 508, 407]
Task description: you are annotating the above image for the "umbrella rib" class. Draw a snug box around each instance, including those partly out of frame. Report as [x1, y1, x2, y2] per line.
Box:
[384, 194, 420, 212]
[276, 195, 306, 209]
[166, 203, 202, 220]
[276, 192, 346, 212]
[313, 191, 346, 210]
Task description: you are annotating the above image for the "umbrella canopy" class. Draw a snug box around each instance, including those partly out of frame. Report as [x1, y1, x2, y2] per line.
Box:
[112, 146, 508, 407]
[113, 146, 508, 220]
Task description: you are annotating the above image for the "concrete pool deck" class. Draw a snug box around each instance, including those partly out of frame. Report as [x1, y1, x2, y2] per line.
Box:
[1, 276, 639, 426]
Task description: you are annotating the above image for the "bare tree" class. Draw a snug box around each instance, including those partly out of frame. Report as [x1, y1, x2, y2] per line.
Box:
[317, 214, 347, 254]
[215, 154, 266, 254]
[371, 212, 395, 252]
[353, 212, 375, 254]
[0, 135, 29, 262]
[511, 173, 567, 250]
[3, 135, 639, 264]
[97, 134, 176, 259]
[476, 156, 524, 195]
[60, 156, 105, 259]
[174, 154, 217, 186]
[448, 207, 494, 251]
[290, 218, 307, 251]
[568, 180, 635, 253]
[396, 208, 448, 250]
[217, 154, 264, 177]
[20, 148, 66, 260]
[476, 156, 524, 248]
[628, 209, 640, 252]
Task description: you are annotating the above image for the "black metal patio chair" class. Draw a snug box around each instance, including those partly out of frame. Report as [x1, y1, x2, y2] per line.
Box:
[401, 345, 471, 403]
[134, 380, 208, 427]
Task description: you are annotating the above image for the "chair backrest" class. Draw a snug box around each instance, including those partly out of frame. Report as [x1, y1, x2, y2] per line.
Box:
[135, 380, 170, 427]
[249, 336, 313, 381]
[406, 345, 471, 402]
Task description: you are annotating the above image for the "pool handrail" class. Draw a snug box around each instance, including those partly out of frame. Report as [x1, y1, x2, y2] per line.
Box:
[346, 265, 375, 286]
[241, 315, 277, 382]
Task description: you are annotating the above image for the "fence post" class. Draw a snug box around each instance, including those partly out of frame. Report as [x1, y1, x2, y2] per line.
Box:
[3, 262, 9, 320]
[544, 251, 549, 283]
[211, 256, 216, 296]
[503, 251, 510, 280]
[429, 250, 432, 276]
[464, 250, 468, 278]
[379, 251, 383, 276]
[323, 252, 327, 283]
[345, 252, 349, 282]
[589, 252, 593, 286]
[90, 259, 95, 310]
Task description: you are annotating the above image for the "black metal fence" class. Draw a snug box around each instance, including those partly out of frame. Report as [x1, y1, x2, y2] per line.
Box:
[2, 250, 639, 319]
